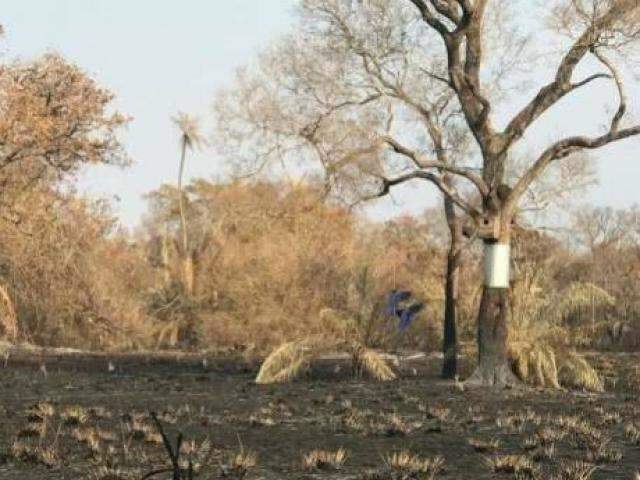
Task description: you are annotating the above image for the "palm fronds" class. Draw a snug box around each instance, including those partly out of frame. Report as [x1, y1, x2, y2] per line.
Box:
[0, 283, 18, 341]
[509, 342, 603, 392]
[172, 112, 206, 151]
[255, 338, 317, 384]
[555, 282, 614, 319]
[509, 342, 560, 389]
[558, 352, 604, 392]
[255, 336, 397, 384]
[353, 346, 397, 381]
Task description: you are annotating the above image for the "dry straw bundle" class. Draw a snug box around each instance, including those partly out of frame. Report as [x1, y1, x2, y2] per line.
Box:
[255, 337, 319, 384]
[0, 283, 18, 341]
[255, 335, 397, 384]
[509, 342, 603, 392]
[352, 345, 397, 381]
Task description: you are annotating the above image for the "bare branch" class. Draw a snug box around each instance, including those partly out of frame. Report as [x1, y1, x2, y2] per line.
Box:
[366, 169, 481, 217]
[507, 124, 640, 213]
[591, 48, 627, 132]
[502, 0, 640, 150]
[432, 0, 463, 24]
[571, 72, 612, 89]
[408, 0, 452, 37]
[381, 135, 489, 195]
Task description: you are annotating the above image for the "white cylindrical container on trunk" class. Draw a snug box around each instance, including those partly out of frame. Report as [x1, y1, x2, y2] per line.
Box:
[483, 243, 510, 288]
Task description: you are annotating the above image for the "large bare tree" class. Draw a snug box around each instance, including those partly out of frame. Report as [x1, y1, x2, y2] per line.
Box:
[215, 0, 640, 386]
[397, 0, 640, 386]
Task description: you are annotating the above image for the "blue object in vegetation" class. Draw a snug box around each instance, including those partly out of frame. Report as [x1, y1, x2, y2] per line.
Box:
[398, 303, 425, 332]
[385, 289, 412, 317]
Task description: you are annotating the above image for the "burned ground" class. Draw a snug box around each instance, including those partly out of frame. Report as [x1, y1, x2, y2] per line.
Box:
[0, 351, 639, 479]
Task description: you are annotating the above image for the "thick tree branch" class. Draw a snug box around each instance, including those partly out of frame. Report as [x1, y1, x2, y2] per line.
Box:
[367, 169, 481, 217]
[507, 125, 640, 213]
[381, 135, 488, 195]
[502, 0, 640, 150]
[408, 0, 452, 37]
[432, 0, 463, 24]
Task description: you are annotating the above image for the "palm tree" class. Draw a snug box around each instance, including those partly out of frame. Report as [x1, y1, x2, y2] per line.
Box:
[172, 112, 205, 296]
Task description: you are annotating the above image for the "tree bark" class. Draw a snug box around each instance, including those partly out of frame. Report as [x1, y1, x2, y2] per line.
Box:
[177, 140, 195, 297]
[161, 223, 172, 286]
[442, 248, 460, 379]
[183, 251, 198, 297]
[183, 253, 196, 297]
[466, 234, 517, 388]
[442, 195, 462, 379]
[466, 284, 515, 386]
[177, 140, 189, 259]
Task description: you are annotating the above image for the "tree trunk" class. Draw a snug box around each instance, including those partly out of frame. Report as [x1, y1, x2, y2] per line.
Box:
[183, 250, 197, 297]
[442, 195, 462, 379]
[442, 249, 460, 379]
[177, 140, 193, 296]
[161, 223, 172, 286]
[466, 235, 517, 387]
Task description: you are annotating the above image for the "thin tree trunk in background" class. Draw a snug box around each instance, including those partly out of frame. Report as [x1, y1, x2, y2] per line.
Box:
[442, 195, 462, 379]
[183, 251, 197, 297]
[177, 141, 189, 256]
[177, 140, 195, 296]
[161, 223, 172, 286]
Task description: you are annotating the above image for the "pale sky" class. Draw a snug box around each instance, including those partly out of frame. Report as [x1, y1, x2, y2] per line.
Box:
[2, 1, 639, 228]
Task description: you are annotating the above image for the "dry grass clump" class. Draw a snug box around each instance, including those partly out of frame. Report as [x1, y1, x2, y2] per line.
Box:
[61, 405, 90, 426]
[534, 425, 567, 445]
[585, 435, 622, 464]
[0, 283, 18, 341]
[383, 450, 444, 479]
[426, 404, 451, 422]
[332, 406, 372, 434]
[17, 421, 47, 439]
[374, 413, 421, 437]
[301, 448, 347, 471]
[72, 426, 99, 443]
[557, 353, 604, 392]
[509, 342, 603, 392]
[531, 443, 556, 462]
[221, 447, 258, 478]
[552, 414, 604, 451]
[510, 342, 560, 389]
[496, 410, 541, 432]
[353, 346, 397, 381]
[26, 402, 55, 422]
[176, 438, 214, 474]
[523, 425, 564, 462]
[556, 283, 614, 320]
[485, 455, 537, 478]
[551, 461, 596, 480]
[255, 338, 317, 384]
[0, 339, 11, 358]
[10, 440, 61, 468]
[90, 466, 133, 480]
[255, 336, 397, 384]
[624, 422, 640, 445]
[469, 437, 501, 453]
